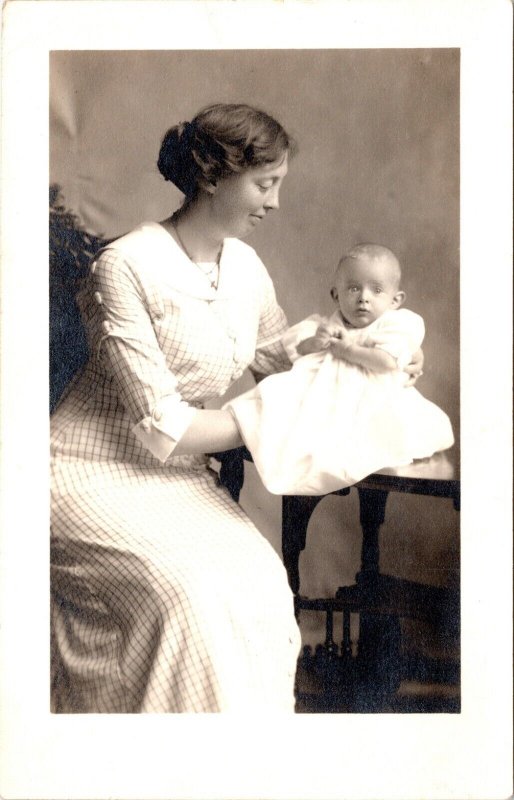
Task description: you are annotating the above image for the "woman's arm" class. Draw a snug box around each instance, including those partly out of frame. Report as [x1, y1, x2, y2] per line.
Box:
[175, 347, 423, 452]
[90, 250, 245, 462]
[172, 409, 243, 455]
[247, 261, 291, 381]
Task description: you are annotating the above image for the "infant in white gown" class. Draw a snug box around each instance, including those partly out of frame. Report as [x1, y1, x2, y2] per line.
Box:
[226, 243, 454, 495]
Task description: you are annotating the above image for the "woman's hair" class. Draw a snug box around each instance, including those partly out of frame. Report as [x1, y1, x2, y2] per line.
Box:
[157, 103, 295, 198]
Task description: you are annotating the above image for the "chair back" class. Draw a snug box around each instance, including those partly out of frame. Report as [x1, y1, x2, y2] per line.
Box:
[49, 185, 106, 411]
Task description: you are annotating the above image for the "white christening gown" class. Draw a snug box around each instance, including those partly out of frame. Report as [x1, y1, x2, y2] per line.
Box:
[226, 308, 454, 495]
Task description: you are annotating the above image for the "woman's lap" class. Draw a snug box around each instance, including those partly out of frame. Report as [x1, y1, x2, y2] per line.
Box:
[51, 461, 300, 712]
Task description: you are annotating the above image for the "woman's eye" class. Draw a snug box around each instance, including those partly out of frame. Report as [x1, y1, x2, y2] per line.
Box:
[258, 183, 272, 191]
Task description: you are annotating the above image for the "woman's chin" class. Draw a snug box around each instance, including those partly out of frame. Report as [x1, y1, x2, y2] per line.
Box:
[236, 219, 260, 239]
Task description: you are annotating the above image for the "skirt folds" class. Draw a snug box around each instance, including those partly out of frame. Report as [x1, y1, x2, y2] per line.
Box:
[50, 461, 300, 713]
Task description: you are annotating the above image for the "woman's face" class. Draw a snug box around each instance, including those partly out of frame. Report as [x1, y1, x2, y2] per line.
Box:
[208, 153, 288, 239]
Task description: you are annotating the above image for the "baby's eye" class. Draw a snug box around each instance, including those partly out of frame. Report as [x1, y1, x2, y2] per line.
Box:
[349, 286, 359, 293]
[374, 287, 383, 294]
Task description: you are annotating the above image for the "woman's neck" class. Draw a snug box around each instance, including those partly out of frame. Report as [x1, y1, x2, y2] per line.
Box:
[163, 200, 224, 263]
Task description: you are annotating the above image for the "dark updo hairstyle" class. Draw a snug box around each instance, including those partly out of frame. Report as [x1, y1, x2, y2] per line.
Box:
[157, 103, 295, 199]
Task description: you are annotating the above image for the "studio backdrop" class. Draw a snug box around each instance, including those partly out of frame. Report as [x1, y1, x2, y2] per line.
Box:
[50, 49, 460, 640]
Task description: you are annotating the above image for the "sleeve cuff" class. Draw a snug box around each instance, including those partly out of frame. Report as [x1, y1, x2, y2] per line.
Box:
[281, 317, 321, 362]
[131, 396, 198, 463]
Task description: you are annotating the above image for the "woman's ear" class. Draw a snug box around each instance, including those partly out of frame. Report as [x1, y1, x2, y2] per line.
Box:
[392, 290, 406, 308]
[330, 287, 338, 303]
[198, 178, 217, 195]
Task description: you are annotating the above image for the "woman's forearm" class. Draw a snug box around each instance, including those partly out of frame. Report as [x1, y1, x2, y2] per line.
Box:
[172, 409, 243, 455]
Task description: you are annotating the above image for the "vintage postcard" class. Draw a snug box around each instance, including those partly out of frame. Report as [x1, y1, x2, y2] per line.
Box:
[1, 1, 512, 799]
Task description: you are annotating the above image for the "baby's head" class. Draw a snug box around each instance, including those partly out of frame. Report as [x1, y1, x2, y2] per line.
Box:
[331, 243, 405, 328]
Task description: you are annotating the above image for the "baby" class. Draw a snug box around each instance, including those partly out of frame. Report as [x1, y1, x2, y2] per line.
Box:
[226, 243, 454, 495]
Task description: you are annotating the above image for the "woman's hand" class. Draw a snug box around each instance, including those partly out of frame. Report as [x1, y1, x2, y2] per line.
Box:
[404, 347, 424, 386]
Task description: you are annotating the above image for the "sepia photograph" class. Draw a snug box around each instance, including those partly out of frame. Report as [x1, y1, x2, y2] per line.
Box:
[1, 2, 512, 799]
[49, 47, 460, 715]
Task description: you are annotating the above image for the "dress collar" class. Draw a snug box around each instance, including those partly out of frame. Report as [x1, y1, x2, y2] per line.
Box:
[107, 221, 246, 300]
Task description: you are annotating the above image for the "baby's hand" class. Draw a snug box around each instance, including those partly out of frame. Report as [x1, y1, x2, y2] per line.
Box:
[329, 339, 350, 359]
[328, 326, 352, 359]
[314, 323, 333, 348]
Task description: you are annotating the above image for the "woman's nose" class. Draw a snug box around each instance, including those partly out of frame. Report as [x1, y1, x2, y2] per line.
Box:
[264, 185, 280, 210]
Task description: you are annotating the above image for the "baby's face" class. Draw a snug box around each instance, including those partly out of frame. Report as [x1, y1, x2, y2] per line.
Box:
[334, 256, 402, 328]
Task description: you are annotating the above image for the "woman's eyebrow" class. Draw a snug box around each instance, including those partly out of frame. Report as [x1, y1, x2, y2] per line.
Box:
[259, 171, 285, 181]
[257, 161, 288, 179]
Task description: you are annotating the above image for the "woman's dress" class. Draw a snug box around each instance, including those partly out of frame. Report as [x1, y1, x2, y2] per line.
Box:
[226, 309, 454, 495]
[50, 222, 301, 713]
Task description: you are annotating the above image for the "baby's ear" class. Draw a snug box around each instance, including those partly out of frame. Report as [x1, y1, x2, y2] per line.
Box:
[392, 290, 406, 308]
[330, 287, 338, 302]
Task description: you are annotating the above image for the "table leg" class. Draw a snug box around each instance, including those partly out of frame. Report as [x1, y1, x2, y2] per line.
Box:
[357, 487, 389, 575]
[281, 495, 324, 594]
[354, 488, 403, 700]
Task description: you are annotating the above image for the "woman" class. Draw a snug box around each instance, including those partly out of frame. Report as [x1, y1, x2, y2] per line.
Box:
[51, 103, 302, 713]
[51, 103, 422, 713]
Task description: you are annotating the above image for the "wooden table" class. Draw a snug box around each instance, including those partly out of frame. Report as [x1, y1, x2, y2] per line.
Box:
[282, 451, 460, 710]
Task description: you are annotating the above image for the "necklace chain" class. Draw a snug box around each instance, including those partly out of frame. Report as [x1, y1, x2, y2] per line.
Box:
[171, 219, 219, 290]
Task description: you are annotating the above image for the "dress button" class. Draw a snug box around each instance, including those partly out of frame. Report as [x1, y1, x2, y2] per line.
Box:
[153, 409, 162, 422]
[142, 419, 151, 432]
[94, 291, 103, 304]
[102, 320, 111, 333]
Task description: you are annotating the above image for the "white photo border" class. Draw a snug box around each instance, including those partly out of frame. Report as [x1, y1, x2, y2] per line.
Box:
[1, 2, 512, 799]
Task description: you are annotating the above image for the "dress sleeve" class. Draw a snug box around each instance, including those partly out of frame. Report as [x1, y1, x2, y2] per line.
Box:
[281, 315, 326, 362]
[365, 309, 425, 369]
[247, 263, 291, 380]
[88, 249, 196, 462]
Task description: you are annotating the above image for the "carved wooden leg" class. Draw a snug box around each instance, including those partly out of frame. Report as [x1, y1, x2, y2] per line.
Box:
[354, 487, 402, 702]
[281, 495, 323, 595]
[357, 487, 389, 575]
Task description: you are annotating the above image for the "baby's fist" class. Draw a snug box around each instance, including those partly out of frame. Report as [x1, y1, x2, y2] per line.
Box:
[315, 324, 333, 346]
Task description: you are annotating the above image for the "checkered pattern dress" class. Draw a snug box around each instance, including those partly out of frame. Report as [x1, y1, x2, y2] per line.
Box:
[50, 222, 301, 713]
